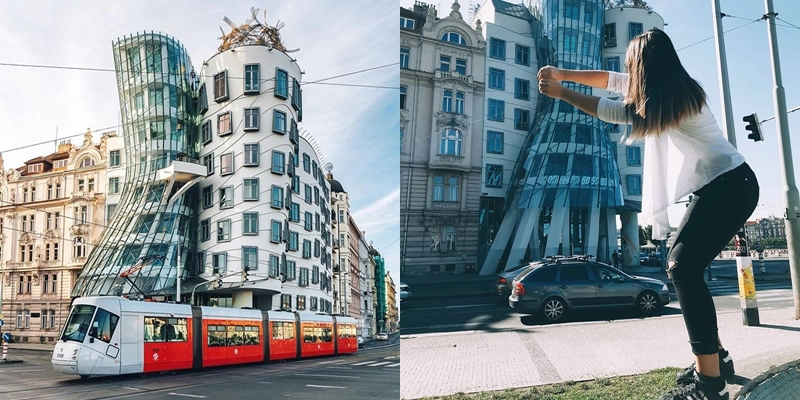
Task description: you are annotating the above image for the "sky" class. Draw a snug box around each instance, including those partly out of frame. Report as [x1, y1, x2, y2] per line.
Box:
[0, 1, 400, 296]
[401, 0, 800, 233]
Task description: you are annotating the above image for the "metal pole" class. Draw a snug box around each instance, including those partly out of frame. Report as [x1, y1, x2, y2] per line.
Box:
[764, 0, 800, 319]
[176, 246, 181, 303]
[712, 0, 738, 148]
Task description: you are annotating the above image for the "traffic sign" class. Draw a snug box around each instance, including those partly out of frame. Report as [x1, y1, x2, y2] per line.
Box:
[2, 332, 10, 342]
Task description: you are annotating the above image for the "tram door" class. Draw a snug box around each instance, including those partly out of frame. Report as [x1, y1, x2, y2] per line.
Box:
[81, 307, 122, 376]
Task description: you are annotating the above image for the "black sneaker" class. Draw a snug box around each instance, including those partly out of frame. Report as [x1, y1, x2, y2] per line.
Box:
[660, 372, 729, 400]
[677, 349, 735, 383]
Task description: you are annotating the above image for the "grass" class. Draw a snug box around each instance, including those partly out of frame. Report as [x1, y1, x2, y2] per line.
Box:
[421, 367, 683, 400]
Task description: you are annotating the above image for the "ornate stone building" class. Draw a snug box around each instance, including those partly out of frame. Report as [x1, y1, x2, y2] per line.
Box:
[400, 1, 486, 276]
[0, 130, 113, 343]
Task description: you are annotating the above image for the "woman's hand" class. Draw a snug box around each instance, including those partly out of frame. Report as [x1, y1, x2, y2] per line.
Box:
[538, 79, 564, 99]
[537, 66, 564, 82]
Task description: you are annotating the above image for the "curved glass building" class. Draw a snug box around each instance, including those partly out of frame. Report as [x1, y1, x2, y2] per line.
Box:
[480, 0, 624, 274]
[72, 32, 205, 297]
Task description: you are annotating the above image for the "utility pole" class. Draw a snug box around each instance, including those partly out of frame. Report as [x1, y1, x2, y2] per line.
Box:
[764, 0, 800, 319]
[712, 0, 737, 147]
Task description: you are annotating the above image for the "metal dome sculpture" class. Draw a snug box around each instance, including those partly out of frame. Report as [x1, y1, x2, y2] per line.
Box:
[217, 7, 297, 54]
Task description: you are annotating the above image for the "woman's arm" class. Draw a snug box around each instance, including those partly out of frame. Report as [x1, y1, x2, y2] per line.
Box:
[538, 67, 609, 89]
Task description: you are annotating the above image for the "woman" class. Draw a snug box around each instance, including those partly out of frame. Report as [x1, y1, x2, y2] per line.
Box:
[537, 28, 758, 400]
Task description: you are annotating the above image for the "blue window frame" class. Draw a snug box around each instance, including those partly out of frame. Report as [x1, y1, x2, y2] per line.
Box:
[627, 175, 642, 195]
[629, 22, 644, 40]
[273, 110, 286, 134]
[487, 131, 503, 154]
[488, 99, 504, 121]
[488, 68, 505, 90]
[515, 78, 530, 100]
[275, 68, 289, 99]
[489, 38, 505, 59]
[270, 220, 282, 243]
[626, 146, 641, 166]
[272, 151, 285, 175]
[441, 32, 467, 46]
[400, 47, 410, 68]
[515, 44, 530, 66]
[271, 185, 283, 208]
[605, 57, 620, 72]
[486, 164, 503, 188]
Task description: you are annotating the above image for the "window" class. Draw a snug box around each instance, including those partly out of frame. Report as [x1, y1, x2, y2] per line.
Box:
[400, 86, 407, 109]
[217, 220, 231, 242]
[560, 264, 590, 281]
[310, 297, 318, 311]
[564, 30, 578, 53]
[400, 47, 410, 69]
[200, 218, 210, 241]
[575, 126, 593, 144]
[603, 23, 617, 47]
[281, 294, 292, 310]
[275, 68, 289, 99]
[216, 112, 232, 137]
[486, 164, 503, 188]
[19, 244, 33, 262]
[244, 107, 260, 131]
[40, 309, 56, 329]
[605, 56, 620, 72]
[213, 70, 229, 102]
[439, 129, 462, 156]
[271, 185, 283, 208]
[244, 64, 260, 94]
[272, 110, 287, 134]
[271, 220, 282, 243]
[304, 184, 312, 204]
[244, 143, 259, 166]
[455, 58, 467, 75]
[292, 176, 300, 194]
[488, 99, 504, 121]
[514, 109, 530, 130]
[89, 308, 119, 343]
[269, 254, 280, 277]
[242, 212, 259, 236]
[290, 203, 300, 222]
[447, 177, 459, 202]
[573, 154, 593, 176]
[444, 226, 457, 251]
[54, 159, 67, 169]
[515, 79, 530, 100]
[627, 175, 642, 195]
[565, 0, 580, 19]
[487, 131, 504, 154]
[44, 244, 59, 262]
[243, 178, 259, 201]
[338, 209, 345, 223]
[553, 122, 571, 142]
[299, 268, 309, 286]
[242, 246, 258, 271]
[439, 55, 451, 72]
[149, 87, 163, 107]
[400, 16, 415, 29]
[76, 206, 88, 224]
[456, 92, 464, 114]
[545, 154, 569, 175]
[212, 253, 227, 274]
[627, 147, 642, 166]
[442, 90, 453, 112]
[314, 186, 320, 205]
[203, 153, 214, 175]
[80, 158, 95, 168]
[303, 240, 311, 259]
[272, 151, 285, 174]
[515, 44, 530, 65]
[432, 175, 459, 202]
[629, 22, 644, 40]
[220, 153, 234, 176]
[489, 38, 506, 59]
[108, 177, 120, 194]
[73, 237, 86, 258]
[441, 32, 467, 46]
[201, 120, 212, 145]
[109, 150, 120, 167]
[219, 186, 233, 209]
[302, 153, 311, 172]
[289, 231, 299, 252]
[488, 68, 505, 90]
[305, 212, 313, 231]
[292, 78, 302, 112]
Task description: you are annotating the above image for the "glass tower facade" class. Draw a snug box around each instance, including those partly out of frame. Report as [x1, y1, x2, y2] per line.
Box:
[72, 32, 201, 297]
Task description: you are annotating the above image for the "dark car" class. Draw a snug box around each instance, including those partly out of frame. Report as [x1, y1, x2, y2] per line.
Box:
[509, 256, 670, 322]
[495, 262, 544, 297]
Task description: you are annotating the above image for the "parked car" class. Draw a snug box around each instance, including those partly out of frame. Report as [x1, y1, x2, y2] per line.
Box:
[509, 256, 670, 322]
[400, 282, 410, 302]
[377, 332, 389, 341]
[358, 336, 365, 349]
[495, 261, 544, 298]
[640, 252, 651, 264]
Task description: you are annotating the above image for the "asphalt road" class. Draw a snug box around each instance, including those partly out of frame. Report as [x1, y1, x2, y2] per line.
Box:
[0, 334, 399, 400]
[401, 277, 795, 335]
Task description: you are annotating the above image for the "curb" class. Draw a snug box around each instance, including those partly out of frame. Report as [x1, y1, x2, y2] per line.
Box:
[733, 359, 800, 399]
[716, 275, 791, 281]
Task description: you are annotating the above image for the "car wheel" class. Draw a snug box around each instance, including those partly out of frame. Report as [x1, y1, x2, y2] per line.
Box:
[636, 291, 661, 316]
[541, 297, 567, 322]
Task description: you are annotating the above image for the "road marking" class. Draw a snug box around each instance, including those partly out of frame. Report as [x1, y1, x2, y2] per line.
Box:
[307, 384, 346, 389]
[367, 361, 393, 367]
[325, 366, 353, 370]
[385, 362, 401, 367]
[168, 394, 206, 398]
[407, 303, 498, 311]
[350, 361, 375, 366]
[122, 387, 143, 391]
[295, 373, 361, 379]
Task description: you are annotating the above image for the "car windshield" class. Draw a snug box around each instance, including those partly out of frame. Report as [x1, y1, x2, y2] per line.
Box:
[60, 304, 96, 343]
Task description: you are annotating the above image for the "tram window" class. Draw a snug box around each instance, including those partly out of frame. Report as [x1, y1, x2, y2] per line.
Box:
[144, 316, 188, 342]
[272, 321, 294, 340]
[322, 327, 333, 343]
[244, 326, 259, 345]
[303, 326, 315, 343]
[208, 325, 226, 347]
[61, 305, 95, 343]
[227, 326, 244, 346]
[90, 308, 119, 343]
[283, 322, 294, 340]
[339, 324, 354, 338]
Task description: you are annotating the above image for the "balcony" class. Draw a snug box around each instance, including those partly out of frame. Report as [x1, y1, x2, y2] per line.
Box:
[156, 157, 207, 182]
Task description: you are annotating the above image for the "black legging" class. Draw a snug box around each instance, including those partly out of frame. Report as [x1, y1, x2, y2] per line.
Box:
[667, 162, 759, 355]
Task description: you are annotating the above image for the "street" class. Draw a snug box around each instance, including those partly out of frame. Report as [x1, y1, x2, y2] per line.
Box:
[0, 335, 399, 400]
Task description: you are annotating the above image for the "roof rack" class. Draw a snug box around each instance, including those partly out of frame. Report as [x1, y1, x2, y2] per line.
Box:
[544, 254, 595, 264]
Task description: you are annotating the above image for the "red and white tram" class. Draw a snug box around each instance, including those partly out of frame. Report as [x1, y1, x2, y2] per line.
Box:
[51, 296, 358, 377]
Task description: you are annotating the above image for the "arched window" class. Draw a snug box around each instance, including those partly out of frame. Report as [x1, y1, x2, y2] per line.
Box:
[439, 129, 462, 156]
[441, 32, 467, 46]
[442, 90, 453, 112]
[80, 157, 96, 168]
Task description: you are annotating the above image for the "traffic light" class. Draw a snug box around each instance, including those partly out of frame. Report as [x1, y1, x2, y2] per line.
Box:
[241, 266, 250, 283]
[743, 113, 763, 142]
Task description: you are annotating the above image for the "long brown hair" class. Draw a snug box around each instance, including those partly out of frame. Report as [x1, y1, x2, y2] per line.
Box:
[624, 28, 706, 141]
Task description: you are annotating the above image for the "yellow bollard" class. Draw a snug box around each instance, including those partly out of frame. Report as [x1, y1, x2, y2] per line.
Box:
[735, 232, 760, 326]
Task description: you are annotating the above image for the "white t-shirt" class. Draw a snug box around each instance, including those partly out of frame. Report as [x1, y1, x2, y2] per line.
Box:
[597, 71, 746, 240]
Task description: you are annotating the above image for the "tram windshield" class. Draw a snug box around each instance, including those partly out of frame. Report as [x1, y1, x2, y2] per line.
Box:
[60, 305, 96, 343]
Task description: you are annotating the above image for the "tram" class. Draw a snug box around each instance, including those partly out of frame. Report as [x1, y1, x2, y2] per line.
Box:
[51, 296, 358, 377]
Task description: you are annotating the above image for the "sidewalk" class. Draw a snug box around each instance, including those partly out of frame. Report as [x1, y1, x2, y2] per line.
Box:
[399, 307, 800, 399]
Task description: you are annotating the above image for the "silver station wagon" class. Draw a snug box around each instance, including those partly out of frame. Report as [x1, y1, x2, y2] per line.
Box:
[508, 256, 670, 322]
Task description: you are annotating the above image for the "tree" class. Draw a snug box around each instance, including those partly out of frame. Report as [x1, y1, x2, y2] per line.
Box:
[638, 224, 653, 246]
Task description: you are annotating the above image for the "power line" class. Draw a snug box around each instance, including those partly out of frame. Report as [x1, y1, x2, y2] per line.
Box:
[775, 16, 800, 30]
[676, 17, 760, 52]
